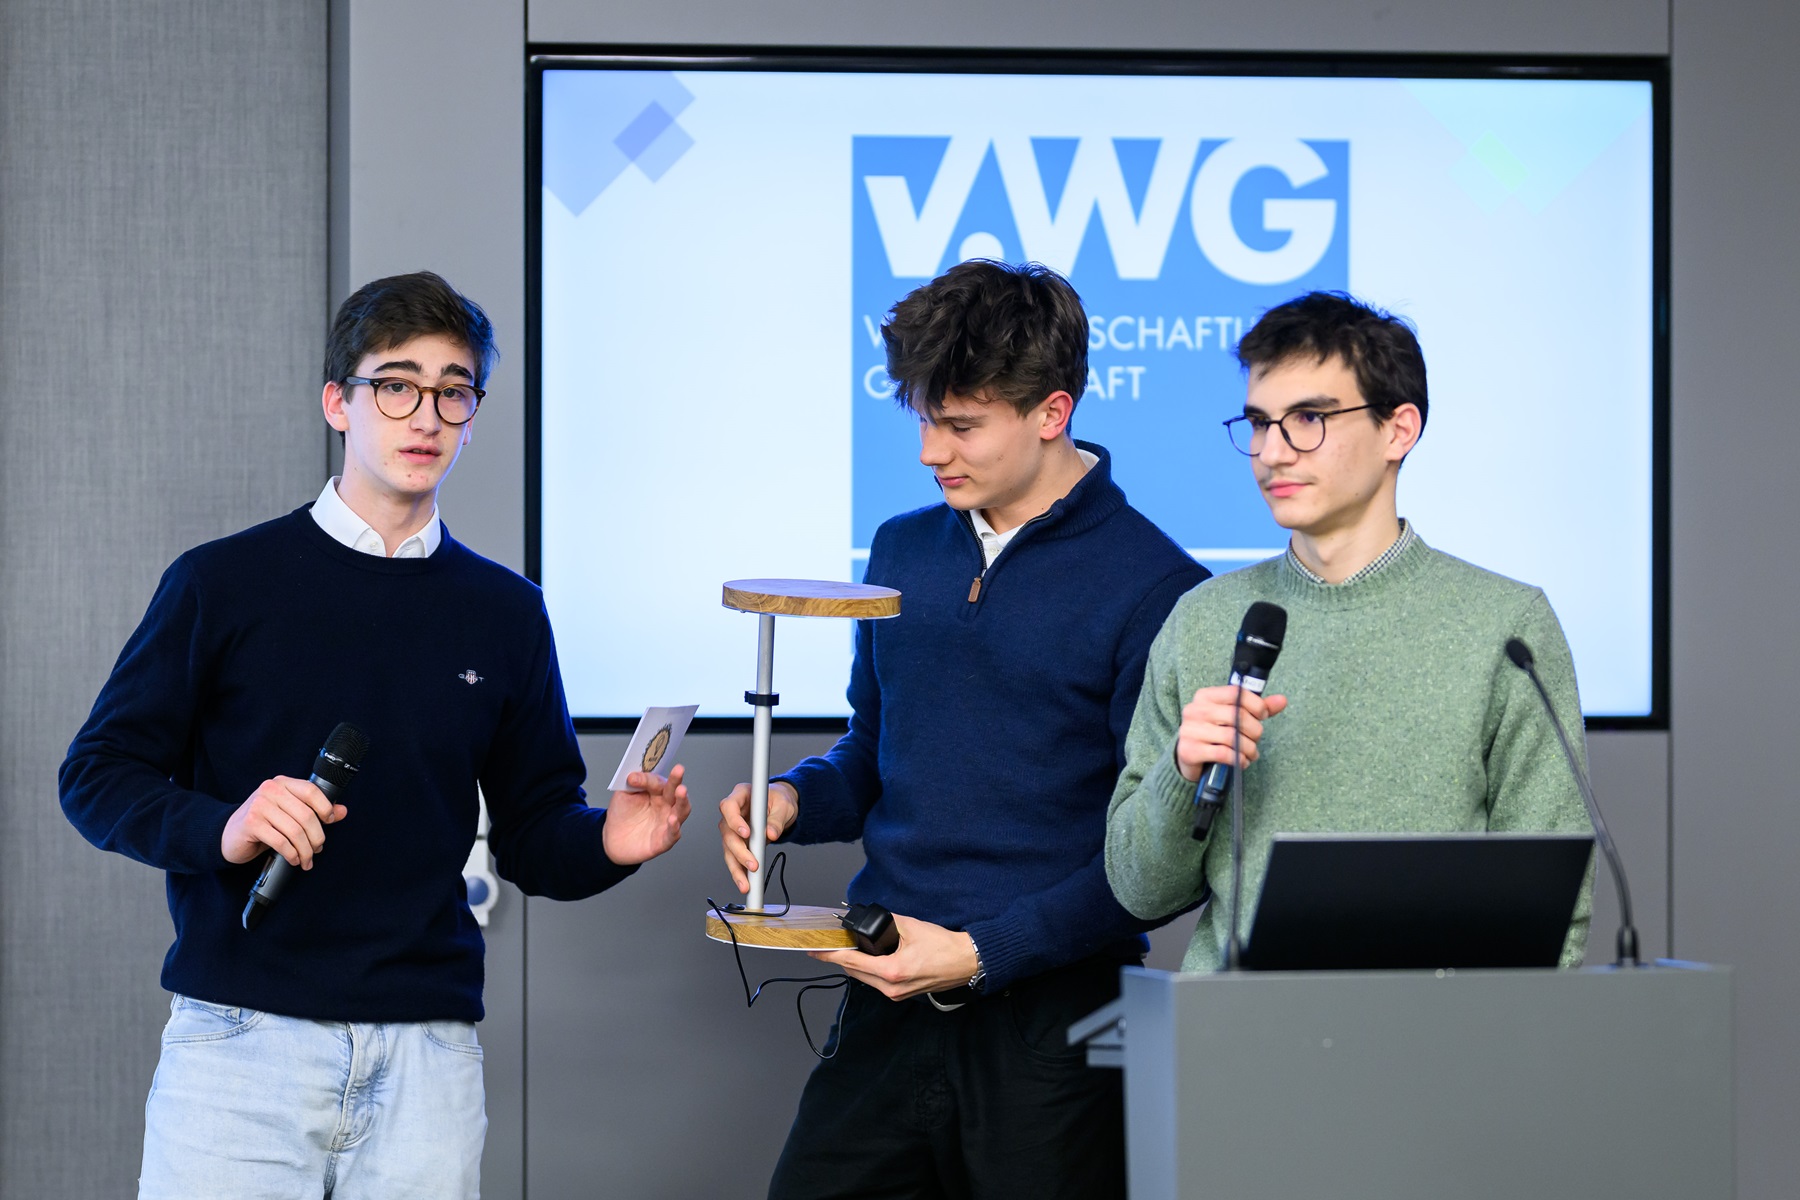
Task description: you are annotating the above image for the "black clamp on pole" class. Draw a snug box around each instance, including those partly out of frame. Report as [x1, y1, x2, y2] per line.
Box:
[744, 691, 780, 707]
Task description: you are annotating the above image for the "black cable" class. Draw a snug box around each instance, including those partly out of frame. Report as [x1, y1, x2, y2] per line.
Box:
[707, 851, 852, 1060]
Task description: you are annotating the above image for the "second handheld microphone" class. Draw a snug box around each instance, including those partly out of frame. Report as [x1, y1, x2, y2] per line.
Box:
[1192, 602, 1287, 840]
[241, 722, 369, 931]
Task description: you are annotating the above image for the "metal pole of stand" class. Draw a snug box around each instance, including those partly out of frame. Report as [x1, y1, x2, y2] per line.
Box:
[745, 613, 776, 913]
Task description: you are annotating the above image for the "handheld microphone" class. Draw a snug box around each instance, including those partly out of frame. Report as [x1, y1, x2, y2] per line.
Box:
[1503, 638, 1641, 966]
[1193, 602, 1288, 840]
[241, 722, 369, 931]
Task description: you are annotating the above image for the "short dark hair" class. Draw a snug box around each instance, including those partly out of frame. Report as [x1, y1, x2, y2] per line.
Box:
[882, 260, 1088, 420]
[323, 271, 497, 388]
[1235, 291, 1428, 434]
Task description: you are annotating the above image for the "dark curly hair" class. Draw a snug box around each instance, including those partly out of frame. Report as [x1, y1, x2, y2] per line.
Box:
[881, 260, 1088, 420]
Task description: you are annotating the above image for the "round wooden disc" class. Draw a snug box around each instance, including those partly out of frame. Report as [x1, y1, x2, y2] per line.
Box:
[721, 579, 900, 620]
[704, 903, 857, 951]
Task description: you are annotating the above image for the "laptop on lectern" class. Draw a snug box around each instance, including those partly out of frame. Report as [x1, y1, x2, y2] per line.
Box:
[1238, 833, 1595, 971]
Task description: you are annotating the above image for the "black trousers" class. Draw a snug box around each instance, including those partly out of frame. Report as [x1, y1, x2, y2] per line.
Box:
[767, 955, 1131, 1200]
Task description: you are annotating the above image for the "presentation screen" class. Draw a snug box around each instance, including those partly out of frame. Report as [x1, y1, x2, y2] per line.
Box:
[531, 55, 1663, 725]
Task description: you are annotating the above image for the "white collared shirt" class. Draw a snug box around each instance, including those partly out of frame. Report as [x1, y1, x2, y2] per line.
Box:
[970, 448, 1098, 568]
[311, 477, 442, 559]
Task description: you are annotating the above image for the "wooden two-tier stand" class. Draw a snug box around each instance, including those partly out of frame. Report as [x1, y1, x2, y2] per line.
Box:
[703, 578, 900, 951]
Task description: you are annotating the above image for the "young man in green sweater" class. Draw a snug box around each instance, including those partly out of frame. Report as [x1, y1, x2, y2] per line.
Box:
[1105, 291, 1592, 969]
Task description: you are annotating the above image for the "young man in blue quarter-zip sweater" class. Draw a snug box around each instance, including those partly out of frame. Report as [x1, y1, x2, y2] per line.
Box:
[718, 260, 1209, 1199]
[60, 272, 691, 1200]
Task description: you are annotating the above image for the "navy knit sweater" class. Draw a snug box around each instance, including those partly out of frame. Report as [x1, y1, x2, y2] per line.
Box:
[59, 508, 631, 1022]
[778, 442, 1208, 989]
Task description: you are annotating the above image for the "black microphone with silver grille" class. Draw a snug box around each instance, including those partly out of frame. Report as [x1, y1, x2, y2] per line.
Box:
[241, 722, 369, 931]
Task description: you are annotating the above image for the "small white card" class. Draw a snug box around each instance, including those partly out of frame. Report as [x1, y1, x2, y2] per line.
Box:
[607, 705, 699, 792]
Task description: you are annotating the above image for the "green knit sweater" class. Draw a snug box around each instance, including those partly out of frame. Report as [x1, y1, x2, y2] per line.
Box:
[1104, 533, 1594, 971]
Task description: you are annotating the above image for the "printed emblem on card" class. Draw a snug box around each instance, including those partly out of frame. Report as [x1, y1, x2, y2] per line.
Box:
[641, 724, 672, 773]
[607, 706, 697, 793]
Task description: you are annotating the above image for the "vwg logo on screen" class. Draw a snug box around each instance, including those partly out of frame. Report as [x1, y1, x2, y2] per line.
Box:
[861, 135, 1342, 285]
[849, 134, 1349, 558]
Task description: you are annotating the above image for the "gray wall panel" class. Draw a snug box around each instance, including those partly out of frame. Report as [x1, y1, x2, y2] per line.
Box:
[529, 0, 1671, 56]
[335, 0, 528, 573]
[0, 2, 327, 1195]
[1667, 0, 1800, 1193]
[1586, 733, 1670, 963]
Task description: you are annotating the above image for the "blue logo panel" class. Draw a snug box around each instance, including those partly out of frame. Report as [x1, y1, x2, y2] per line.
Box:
[851, 135, 1350, 557]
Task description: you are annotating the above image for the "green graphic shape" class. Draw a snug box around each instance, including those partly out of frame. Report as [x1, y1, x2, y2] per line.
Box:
[1404, 79, 1650, 215]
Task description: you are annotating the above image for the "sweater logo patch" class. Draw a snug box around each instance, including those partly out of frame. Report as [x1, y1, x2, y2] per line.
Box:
[457, 670, 483, 685]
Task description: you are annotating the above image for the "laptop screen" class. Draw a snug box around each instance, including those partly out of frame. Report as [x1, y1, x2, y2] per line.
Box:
[1241, 833, 1594, 971]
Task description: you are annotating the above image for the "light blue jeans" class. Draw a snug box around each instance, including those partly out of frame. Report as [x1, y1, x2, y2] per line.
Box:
[139, 994, 486, 1199]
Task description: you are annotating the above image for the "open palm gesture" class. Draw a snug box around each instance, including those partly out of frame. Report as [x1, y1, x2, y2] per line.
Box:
[601, 765, 691, 865]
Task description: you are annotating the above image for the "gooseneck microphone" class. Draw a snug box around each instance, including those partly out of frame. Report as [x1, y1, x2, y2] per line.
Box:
[241, 722, 369, 931]
[1504, 638, 1641, 967]
[1193, 602, 1288, 841]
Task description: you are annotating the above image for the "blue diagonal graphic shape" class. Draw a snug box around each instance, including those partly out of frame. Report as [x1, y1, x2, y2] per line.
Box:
[616, 102, 675, 161]
[1113, 138, 1161, 219]
[1031, 137, 1080, 215]
[543, 70, 695, 216]
[633, 120, 695, 182]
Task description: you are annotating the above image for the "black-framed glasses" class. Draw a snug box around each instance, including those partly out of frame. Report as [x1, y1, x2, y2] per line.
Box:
[344, 376, 485, 425]
[1223, 404, 1375, 456]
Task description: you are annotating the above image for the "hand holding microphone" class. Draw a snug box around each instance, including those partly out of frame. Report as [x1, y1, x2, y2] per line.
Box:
[1186, 601, 1289, 840]
[233, 723, 369, 930]
[222, 777, 345, 871]
[1175, 687, 1289, 781]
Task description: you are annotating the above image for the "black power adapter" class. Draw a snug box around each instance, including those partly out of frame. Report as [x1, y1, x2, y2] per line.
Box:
[840, 903, 899, 956]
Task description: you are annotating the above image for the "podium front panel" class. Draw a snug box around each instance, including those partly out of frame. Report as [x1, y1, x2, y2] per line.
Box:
[1118, 965, 1731, 1200]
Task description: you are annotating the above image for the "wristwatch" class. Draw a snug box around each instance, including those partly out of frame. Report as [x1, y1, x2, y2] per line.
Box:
[967, 935, 988, 994]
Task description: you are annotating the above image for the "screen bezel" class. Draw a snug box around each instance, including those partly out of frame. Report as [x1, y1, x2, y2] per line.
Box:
[525, 46, 1670, 734]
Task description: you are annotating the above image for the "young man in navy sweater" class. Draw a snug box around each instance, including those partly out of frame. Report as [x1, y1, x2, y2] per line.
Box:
[718, 260, 1208, 1198]
[60, 272, 690, 1199]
